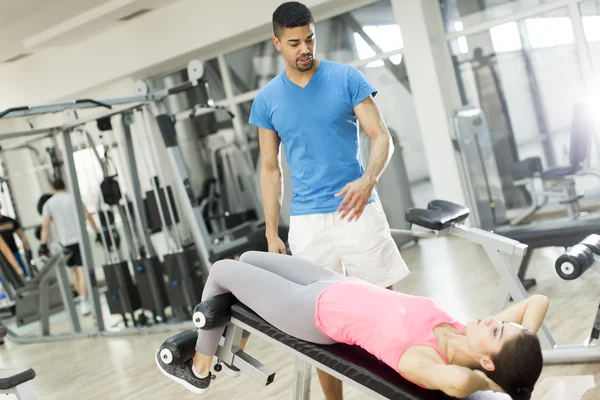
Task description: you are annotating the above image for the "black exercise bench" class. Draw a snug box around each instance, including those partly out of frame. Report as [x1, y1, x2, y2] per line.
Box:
[225, 302, 502, 399]
[159, 201, 511, 399]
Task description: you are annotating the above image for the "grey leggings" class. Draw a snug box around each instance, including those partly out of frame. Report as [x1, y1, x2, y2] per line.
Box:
[195, 251, 346, 355]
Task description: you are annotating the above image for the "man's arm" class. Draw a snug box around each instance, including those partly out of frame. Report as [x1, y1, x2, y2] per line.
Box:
[258, 127, 286, 253]
[355, 95, 394, 184]
[15, 228, 30, 251]
[494, 294, 550, 332]
[0, 236, 22, 276]
[336, 95, 393, 221]
[40, 214, 51, 245]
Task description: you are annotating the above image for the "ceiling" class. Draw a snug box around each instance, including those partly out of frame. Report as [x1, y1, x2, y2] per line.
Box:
[0, 0, 178, 63]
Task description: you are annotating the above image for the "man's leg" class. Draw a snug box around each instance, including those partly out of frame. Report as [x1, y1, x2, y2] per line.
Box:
[336, 201, 410, 290]
[287, 213, 345, 400]
[67, 243, 91, 315]
[70, 269, 81, 295]
[75, 267, 87, 297]
[157, 259, 336, 394]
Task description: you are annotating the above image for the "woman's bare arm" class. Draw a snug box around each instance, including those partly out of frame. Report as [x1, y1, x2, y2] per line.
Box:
[400, 356, 501, 398]
[494, 294, 550, 332]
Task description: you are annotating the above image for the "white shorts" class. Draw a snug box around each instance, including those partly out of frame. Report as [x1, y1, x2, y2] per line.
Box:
[288, 201, 410, 288]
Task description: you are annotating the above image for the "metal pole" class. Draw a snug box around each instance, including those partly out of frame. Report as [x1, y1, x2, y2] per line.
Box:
[133, 109, 173, 253]
[141, 106, 183, 251]
[82, 131, 121, 263]
[121, 112, 156, 257]
[61, 129, 105, 331]
[76, 130, 116, 264]
[106, 127, 141, 260]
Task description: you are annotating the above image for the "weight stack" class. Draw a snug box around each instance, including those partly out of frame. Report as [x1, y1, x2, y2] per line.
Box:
[164, 246, 205, 313]
[132, 256, 170, 321]
[103, 261, 142, 317]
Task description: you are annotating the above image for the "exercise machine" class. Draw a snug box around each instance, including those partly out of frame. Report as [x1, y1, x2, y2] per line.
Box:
[160, 296, 502, 400]
[158, 199, 591, 400]
[154, 110, 288, 274]
[0, 251, 80, 341]
[452, 105, 600, 291]
[510, 102, 600, 225]
[76, 127, 144, 328]
[0, 59, 264, 340]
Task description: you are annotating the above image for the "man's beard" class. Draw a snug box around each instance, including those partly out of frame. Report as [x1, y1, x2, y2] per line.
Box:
[295, 54, 314, 72]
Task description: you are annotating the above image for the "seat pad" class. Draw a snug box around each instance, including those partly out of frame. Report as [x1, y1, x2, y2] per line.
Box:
[496, 217, 600, 249]
[541, 165, 579, 180]
[231, 303, 503, 400]
[405, 200, 470, 231]
[511, 157, 543, 180]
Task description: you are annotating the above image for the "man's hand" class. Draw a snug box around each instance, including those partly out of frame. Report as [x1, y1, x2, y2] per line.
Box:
[335, 175, 376, 221]
[267, 236, 287, 254]
[25, 249, 33, 264]
[38, 244, 51, 258]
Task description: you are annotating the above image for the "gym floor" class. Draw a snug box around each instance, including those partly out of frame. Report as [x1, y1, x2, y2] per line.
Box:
[1, 234, 598, 400]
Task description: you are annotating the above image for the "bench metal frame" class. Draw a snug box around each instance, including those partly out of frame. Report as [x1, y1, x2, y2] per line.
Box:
[392, 222, 600, 364]
[215, 319, 390, 400]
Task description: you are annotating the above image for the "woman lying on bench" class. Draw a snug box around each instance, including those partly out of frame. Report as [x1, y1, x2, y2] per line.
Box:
[156, 251, 548, 400]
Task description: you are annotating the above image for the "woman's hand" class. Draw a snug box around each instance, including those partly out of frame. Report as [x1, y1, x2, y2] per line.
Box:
[473, 370, 505, 393]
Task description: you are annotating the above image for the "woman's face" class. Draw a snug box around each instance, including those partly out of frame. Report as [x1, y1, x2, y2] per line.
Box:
[465, 317, 525, 363]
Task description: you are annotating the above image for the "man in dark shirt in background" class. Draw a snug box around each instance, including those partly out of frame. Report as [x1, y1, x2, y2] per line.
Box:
[0, 203, 32, 278]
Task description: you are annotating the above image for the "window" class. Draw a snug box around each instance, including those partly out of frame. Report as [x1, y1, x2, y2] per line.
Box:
[580, 0, 600, 96]
[440, 0, 556, 33]
[353, 24, 403, 67]
[449, 7, 586, 207]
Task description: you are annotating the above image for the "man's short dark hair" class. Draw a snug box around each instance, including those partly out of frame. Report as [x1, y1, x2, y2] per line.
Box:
[51, 178, 66, 191]
[272, 2, 314, 38]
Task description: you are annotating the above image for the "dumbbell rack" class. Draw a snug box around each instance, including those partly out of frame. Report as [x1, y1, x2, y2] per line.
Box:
[547, 234, 600, 362]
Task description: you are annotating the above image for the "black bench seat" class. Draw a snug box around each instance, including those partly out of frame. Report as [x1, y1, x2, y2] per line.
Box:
[231, 303, 504, 400]
[405, 200, 471, 231]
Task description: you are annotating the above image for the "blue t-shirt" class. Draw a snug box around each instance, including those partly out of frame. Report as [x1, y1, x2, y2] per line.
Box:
[249, 60, 378, 216]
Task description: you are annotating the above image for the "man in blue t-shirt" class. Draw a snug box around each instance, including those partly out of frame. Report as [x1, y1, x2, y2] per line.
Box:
[249, 2, 410, 398]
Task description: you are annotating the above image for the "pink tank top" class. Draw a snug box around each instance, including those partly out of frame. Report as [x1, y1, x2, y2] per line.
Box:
[314, 277, 466, 383]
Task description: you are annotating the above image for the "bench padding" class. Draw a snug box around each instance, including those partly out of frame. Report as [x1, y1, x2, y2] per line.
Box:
[405, 200, 470, 232]
[231, 303, 504, 400]
[0, 368, 36, 390]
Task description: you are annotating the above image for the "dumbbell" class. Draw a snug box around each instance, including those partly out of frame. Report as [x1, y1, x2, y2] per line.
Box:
[555, 243, 594, 280]
[580, 234, 600, 255]
[192, 293, 236, 329]
[158, 329, 198, 365]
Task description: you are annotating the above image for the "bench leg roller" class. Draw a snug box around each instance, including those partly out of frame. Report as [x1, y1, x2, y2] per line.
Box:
[193, 293, 236, 329]
[555, 244, 594, 280]
[158, 329, 198, 365]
